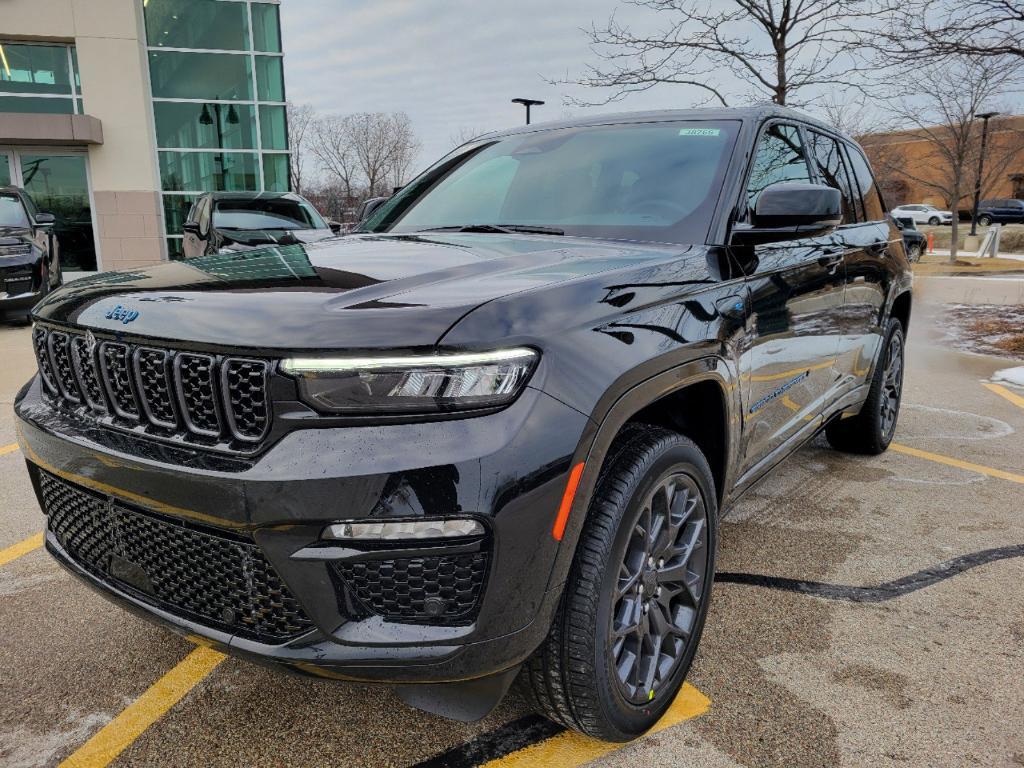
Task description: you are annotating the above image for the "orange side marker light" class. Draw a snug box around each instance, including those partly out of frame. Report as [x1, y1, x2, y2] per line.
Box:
[552, 462, 585, 541]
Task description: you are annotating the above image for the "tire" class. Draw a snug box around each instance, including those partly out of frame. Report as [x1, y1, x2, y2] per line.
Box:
[906, 244, 921, 262]
[524, 425, 717, 741]
[826, 318, 905, 455]
[928, 216, 940, 225]
[977, 215, 992, 227]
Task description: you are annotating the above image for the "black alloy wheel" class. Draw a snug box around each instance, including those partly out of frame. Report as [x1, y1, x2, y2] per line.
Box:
[879, 329, 904, 442]
[825, 317, 906, 455]
[524, 426, 717, 741]
[611, 471, 708, 705]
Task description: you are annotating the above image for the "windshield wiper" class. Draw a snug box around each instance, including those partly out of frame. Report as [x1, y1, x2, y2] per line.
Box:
[421, 223, 564, 236]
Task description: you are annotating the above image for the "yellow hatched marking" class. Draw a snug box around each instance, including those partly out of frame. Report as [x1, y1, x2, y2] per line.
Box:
[480, 683, 710, 768]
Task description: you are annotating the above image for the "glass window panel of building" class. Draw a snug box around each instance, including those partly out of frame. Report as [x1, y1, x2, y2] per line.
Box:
[144, 1, 289, 259]
[0, 42, 81, 114]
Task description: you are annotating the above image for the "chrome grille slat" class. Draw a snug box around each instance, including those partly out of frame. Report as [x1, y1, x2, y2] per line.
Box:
[134, 348, 178, 429]
[31, 326, 271, 454]
[99, 342, 139, 419]
[70, 336, 107, 414]
[175, 353, 222, 437]
[48, 332, 83, 404]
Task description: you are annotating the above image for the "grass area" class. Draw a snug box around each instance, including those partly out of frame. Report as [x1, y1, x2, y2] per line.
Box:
[944, 304, 1024, 359]
[914, 252, 1024, 275]
[918, 223, 1024, 254]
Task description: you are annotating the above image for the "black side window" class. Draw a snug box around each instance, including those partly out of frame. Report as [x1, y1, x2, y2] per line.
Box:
[808, 131, 858, 224]
[845, 145, 886, 221]
[745, 123, 812, 216]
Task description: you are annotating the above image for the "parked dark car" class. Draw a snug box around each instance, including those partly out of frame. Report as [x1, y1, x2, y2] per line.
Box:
[16, 106, 911, 741]
[974, 198, 1024, 227]
[893, 215, 925, 261]
[181, 191, 340, 259]
[0, 186, 61, 323]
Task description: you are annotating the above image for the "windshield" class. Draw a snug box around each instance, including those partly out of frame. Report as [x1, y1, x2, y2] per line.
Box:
[363, 120, 741, 245]
[0, 195, 29, 228]
[213, 197, 327, 231]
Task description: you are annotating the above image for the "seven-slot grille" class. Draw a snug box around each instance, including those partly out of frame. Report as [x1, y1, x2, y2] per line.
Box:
[32, 325, 271, 450]
[39, 470, 313, 642]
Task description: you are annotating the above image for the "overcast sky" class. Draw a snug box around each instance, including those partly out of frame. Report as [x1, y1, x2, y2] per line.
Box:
[280, 0, 714, 174]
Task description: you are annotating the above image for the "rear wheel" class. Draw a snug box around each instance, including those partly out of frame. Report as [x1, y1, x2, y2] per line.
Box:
[826, 318, 905, 454]
[927, 216, 940, 225]
[524, 426, 717, 741]
[906, 243, 922, 262]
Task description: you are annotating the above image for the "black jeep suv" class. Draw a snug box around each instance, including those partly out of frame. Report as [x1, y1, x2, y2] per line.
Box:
[15, 106, 910, 741]
[1, 186, 62, 323]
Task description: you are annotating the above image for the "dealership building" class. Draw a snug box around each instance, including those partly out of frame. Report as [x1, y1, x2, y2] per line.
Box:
[1, 0, 289, 274]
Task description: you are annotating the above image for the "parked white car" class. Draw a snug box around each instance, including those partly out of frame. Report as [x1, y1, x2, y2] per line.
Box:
[889, 204, 953, 225]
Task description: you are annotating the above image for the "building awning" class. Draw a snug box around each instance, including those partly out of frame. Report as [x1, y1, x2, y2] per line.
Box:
[0, 113, 103, 146]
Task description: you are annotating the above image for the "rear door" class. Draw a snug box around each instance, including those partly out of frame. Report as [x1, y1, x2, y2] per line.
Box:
[837, 143, 897, 391]
[734, 122, 847, 481]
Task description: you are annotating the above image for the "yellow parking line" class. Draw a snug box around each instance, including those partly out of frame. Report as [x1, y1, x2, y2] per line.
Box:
[481, 683, 710, 768]
[983, 382, 1024, 410]
[890, 443, 1024, 485]
[60, 646, 226, 768]
[0, 442, 19, 457]
[0, 532, 43, 567]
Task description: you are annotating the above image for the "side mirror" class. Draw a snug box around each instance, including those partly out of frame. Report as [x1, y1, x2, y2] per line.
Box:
[732, 183, 841, 246]
[358, 196, 390, 223]
[182, 222, 201, 236]
[35, 212, 56, 226]
[328, 219, 343, 234]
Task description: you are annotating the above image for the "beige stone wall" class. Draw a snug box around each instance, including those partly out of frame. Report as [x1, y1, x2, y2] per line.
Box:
[3, 0, 165, 270]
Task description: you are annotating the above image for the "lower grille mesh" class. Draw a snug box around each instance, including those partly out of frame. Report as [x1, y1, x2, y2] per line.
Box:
[334, 552, 488, 625]
[40, 471, 313, 643]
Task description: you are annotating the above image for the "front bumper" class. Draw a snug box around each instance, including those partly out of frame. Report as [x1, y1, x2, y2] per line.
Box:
[0, 290, 42, 321]
[15, 376, 590, 683]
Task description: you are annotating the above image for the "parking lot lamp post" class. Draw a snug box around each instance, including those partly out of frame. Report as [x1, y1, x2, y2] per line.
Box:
[969, 111, 999, 237]
[511, 98, 544, 125]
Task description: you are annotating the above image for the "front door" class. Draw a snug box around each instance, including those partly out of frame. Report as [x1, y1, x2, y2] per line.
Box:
[0, 147, 98, 272]
[734, 123, 846, 482]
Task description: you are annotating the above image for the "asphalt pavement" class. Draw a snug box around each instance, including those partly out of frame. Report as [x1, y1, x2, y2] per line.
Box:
[1, 275, 1022, 768]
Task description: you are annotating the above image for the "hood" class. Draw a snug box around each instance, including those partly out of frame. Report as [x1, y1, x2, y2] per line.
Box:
[218, 227, 336, 249]
[33, 233, 690, 350]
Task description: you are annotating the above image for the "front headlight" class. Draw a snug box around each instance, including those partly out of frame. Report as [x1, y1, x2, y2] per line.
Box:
[280, 347, 538, 415]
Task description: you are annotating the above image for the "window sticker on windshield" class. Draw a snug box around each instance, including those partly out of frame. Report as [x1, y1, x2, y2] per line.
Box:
[678, 128, 721, 136]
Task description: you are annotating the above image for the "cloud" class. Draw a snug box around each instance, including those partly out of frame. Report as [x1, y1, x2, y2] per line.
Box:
[280, 0, 699, 172]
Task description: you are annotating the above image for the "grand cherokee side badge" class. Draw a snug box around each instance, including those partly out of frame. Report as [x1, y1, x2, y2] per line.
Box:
[104, 304, 139, 324]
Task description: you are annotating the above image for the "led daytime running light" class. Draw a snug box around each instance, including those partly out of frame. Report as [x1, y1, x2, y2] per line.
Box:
[282, 347, 536, 375]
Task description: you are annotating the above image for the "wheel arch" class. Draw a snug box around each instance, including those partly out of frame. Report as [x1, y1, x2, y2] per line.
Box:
[546, 356, 739, 594]
[889, 290, 912, 338]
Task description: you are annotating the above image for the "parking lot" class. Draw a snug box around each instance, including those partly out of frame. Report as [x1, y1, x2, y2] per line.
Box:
[2, 275, 1023, 768]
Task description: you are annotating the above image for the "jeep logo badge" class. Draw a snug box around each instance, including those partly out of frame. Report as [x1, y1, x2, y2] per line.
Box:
[104, 304, 139, 324]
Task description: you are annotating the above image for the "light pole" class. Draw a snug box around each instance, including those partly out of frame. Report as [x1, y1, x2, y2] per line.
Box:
[969, 111, 999, 236]
[511, 98, 544, 125]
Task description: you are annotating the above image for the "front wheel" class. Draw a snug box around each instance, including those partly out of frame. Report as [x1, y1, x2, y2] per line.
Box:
[906, 243, 922, 262]
[826, 317, 905, 454]
[524, 426, 717, 741]
[977, 215, 992, 227]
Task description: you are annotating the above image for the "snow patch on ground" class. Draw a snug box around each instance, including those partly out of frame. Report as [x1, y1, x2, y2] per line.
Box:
[992, 366, 1024, 388]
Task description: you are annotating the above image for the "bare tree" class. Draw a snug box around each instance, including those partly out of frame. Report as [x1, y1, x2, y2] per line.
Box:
[287, 102, 316, 195]
[875, 0, 1023, 63]
[559, 0, 881, 107]
[862, 56, 1022, 261]
[344, 112, 421, 196]
[449, 126, 488, 150]
[820, 95, 883, 142]
[310, 114, 360, 201]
